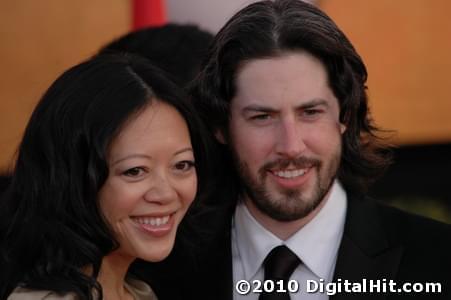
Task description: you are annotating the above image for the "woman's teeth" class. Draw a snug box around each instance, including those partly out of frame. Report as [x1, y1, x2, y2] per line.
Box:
[132, 215, 170, 226]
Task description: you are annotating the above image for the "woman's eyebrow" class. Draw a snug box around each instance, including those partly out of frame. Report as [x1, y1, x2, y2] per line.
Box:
[112, 154, 152, 166]
[174, 147, 194, 156]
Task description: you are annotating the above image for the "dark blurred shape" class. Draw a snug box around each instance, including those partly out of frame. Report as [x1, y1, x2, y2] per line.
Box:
[370, 143, 451, 222]
[0, 172, 11, 196]
[99, 23, 214, 87]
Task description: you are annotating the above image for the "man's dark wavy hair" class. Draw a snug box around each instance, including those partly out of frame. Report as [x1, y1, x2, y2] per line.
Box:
[0, 54, 212, 299]
[190, 0, 391, 195]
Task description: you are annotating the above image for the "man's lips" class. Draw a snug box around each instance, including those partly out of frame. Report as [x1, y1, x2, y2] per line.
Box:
[266, 166, 313, 189]
[262, 157, 319, 171]
[271, 168, 308, 179]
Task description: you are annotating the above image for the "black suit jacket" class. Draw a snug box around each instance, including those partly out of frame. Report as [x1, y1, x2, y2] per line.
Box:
[132, 194, 451, 299]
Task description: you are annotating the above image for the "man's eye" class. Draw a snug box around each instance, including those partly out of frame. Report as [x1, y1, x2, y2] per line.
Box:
[174, 160, 196, 172]
[250, 114, 271, 120]
[302, 109, 323, 119]
[305, 109, 320, 115]
[123, 167, 145, 177]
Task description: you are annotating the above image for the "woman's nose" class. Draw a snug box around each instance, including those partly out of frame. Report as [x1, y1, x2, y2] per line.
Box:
[143, 173, 177, 205]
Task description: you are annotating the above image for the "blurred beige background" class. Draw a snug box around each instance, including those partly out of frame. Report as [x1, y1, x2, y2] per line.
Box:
[321, 0, 451, 145]
[1, 0, 451, 170]
[0, 0, 130, 170]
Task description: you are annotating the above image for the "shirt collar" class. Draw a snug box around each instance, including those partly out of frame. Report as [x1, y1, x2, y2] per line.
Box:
[233, 180, 347, 281]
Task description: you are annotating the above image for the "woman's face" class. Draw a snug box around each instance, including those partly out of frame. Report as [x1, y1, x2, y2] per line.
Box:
[98, 100, 197, 263]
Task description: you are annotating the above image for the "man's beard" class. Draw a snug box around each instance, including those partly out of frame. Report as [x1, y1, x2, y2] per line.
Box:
[234, 154, 340, 222]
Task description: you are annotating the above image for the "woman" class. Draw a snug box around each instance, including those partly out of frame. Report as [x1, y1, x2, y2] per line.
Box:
[0, 54, 212, 299]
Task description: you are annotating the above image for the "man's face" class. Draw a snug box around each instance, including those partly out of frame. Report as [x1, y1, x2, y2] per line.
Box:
[227, 51, 345, 222]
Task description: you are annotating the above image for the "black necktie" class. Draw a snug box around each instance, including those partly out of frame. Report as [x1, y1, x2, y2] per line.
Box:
[259, 245, 301, 300]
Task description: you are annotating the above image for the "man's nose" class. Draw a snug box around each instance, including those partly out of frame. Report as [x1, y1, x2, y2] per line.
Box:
[275, 118, 307, 158]
[144, 173, 177, 204]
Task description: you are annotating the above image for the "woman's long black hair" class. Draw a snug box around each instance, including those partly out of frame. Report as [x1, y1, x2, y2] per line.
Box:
[0, 53, 213, 299]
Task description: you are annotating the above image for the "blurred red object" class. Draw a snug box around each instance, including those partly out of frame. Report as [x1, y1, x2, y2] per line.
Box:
[132, 0, 167, 30]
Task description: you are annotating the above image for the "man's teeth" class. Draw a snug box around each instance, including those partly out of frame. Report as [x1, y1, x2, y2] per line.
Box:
[274, 169, 307, 178]
[133, 216, 170, 226]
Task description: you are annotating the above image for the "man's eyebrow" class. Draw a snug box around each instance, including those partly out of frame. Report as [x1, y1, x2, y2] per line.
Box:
[241, 99, 330, 114]
[296, 99, 329, 109]
[242, 104, 277, 114]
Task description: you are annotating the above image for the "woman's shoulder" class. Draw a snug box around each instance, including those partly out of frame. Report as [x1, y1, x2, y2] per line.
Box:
[7, 287, 76, 300]
[125, 276, 158, 300]
[8, 278, 157, 300]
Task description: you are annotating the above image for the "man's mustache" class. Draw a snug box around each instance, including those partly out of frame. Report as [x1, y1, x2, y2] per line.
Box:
[262, 157, 321, 171]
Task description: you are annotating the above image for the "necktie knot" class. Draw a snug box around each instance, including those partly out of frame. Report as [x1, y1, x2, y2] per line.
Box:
[259, 245, 301, 300]
[263, 245, 301, 280]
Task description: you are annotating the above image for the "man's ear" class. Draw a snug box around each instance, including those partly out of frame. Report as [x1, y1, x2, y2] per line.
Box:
[215, 129, 227, 144]
[340, 123, 347, 134]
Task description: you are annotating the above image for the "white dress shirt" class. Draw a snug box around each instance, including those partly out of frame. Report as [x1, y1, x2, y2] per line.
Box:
[232, 180, 347, 300]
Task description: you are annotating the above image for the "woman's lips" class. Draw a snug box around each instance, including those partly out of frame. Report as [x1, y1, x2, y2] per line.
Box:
[130, 213, 175, 237]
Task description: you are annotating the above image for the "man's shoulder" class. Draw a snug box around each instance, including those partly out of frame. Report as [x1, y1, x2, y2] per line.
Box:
[344, 194, 451, 265]
[337, 196, 451, 297]
[347, 195, 451, 267]
[373, 199, 451, 244]
[347, 194, 451, 239]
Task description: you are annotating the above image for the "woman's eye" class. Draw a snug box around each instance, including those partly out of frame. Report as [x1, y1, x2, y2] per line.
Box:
[174, 160, 196, 172]
[123, 167, 145, 177]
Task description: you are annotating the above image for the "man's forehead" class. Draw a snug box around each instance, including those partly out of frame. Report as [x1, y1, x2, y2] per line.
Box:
[230, 51, 335, 109]
[235, 50, 323, 76]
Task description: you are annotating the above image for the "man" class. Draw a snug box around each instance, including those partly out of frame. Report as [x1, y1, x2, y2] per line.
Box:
[133, 1, 451, 299]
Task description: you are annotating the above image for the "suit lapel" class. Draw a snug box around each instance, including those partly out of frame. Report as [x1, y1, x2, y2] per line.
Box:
[194, 202, 235, 300]
[332, 195, 404, 300]
[201, 233, 234, 300]
[192, 194, 406, 300]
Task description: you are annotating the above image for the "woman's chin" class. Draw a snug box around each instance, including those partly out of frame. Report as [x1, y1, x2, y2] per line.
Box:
[138, 242, 174, 262]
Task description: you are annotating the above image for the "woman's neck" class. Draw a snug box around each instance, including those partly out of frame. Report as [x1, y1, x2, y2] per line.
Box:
[97, 251, 135, 300]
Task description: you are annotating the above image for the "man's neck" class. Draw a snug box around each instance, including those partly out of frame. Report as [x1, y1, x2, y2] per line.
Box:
[243, 190, 332, 240]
